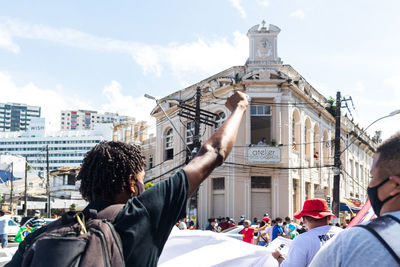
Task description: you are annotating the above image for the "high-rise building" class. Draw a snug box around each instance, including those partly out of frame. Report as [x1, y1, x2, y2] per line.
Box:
[60, 110, 134, 131]
[0, 118, 113, 171]
[0, 103, 41, 132]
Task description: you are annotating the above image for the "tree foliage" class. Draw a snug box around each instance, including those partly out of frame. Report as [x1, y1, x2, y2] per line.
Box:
[145, 182, 154, 190]
[326, 96, 336, 117]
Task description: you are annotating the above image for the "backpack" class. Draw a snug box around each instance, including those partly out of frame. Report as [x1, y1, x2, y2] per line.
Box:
[356, 214, 400, 265]
[21, 204, 125, 267]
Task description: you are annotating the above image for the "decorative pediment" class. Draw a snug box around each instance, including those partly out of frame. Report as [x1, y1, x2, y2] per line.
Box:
[243, 69, 286, 81]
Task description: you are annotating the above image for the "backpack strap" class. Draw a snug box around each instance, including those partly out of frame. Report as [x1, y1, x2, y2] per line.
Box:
[97, 204, 124, 222]
[356, 215, 400, 264]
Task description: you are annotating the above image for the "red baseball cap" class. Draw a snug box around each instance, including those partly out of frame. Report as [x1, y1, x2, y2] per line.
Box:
[262, 217, 271, 222]
[294, 199, 336, 219]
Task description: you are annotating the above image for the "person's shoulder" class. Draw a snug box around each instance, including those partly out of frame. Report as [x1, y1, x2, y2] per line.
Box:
[153, 169, 188, 189]
[330, 225, 344, 233]
[325, 226, 369, 247]
[292, 229, 314, 243]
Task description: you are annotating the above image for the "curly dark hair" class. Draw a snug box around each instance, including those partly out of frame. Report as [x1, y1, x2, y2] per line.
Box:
[77, 141, 146, 202]
[376, 131, 400, 177]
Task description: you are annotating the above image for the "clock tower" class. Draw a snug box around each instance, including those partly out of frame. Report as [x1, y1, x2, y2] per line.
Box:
[246, 21, 282, 71]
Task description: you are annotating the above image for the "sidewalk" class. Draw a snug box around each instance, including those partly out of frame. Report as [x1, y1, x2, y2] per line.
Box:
[0, 247, 17, 266]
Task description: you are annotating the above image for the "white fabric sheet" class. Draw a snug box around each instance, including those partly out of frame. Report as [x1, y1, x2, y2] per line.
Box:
[158, 227, 292, 267]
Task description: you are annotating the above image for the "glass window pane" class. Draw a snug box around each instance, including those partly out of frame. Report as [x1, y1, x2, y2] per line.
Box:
[251, 176, 271, 188]
[212, 177, 225, 190]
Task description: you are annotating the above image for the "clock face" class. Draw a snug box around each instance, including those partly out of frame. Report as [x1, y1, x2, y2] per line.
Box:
[257, 39, 272, 58]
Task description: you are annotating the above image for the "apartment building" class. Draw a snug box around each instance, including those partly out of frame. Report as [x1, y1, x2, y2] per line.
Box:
[0, 118, 113, 171]
[112, 120, 149, 145]
[60, 109, 134, 131]
[0, 103, 41, 132]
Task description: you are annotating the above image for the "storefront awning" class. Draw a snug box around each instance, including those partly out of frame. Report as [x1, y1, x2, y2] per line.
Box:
[340, 197, 363, 213]
[340, 203, 361, 212]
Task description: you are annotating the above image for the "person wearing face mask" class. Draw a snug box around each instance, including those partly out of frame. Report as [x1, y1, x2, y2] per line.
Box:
[310, 131, 400, 267]
[272, 199, 342, 266]
[6, 91, 250, 267]
[271, 217, 284, 241]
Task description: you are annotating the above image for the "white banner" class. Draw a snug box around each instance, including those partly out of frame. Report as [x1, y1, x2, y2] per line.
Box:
[159, 227, 291, 267]
[248, 147, 281, 164]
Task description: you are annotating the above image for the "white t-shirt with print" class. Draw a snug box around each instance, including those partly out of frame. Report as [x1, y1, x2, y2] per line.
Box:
[284, 225, 290, 235]
[258, 229, 268, 242]
[281, 225, 342, 267]
[265, 226, 274, 239]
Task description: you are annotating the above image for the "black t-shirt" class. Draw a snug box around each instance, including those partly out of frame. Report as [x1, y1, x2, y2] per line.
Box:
[6, 169, 189, 267]
[114, 169, 189, 266]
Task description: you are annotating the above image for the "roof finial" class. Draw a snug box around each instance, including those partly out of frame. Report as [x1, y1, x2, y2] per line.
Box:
[260, 20, 267, 31]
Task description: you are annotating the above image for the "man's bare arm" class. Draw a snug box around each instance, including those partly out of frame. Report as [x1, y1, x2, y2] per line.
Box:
[184, 91, 249, 196]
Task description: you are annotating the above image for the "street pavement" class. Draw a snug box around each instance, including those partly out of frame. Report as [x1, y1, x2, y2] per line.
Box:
[0, 242, 18, 266]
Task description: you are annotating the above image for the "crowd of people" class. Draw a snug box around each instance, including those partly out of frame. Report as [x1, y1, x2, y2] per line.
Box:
[175, 213, 306, 247]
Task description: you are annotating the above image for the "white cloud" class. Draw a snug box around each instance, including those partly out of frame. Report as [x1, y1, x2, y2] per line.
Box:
[256, 0, 269, 7]
[353, 81, 365, 93]
[0, 72, 91, 131]
[290, 9, 305, 20]
[100, 81, 156, 129]
[384, 75, 400, 102]
[229, 0, 247, 18]
[0, 72, 156, 132]
[164, 30, 248, 80]
[0, 17, 248, 81]
[0, 25, 19, 53]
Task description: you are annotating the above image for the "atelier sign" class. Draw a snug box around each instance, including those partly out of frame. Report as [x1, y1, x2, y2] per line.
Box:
[248, 147, 281, 163]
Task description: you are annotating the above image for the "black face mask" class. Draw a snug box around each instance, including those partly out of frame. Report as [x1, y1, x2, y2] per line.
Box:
[367, 177, 398, 216]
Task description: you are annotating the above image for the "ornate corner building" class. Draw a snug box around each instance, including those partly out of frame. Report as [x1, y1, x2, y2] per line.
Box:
[147, 22, 376, 227]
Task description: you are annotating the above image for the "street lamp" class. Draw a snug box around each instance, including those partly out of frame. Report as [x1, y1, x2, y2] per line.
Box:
[341, 109, 400, 155]
[144, 94, 193, 158]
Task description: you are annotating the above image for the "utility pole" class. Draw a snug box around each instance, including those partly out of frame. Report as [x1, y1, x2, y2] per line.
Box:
[332, 91, 341, 217]
[24, 156, 28, 217]
[193, 87, 202, 227]
[177, 86, 218, 227]
[194, 87, 201, 151]
[9, 162, 13, 214]
[46, 145, 50, 217]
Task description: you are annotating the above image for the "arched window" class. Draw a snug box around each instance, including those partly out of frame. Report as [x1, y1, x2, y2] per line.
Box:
[186, 121, 194, 145]
[186, 121, 195, 152]
[292, 110, 300, 151]
[323, 131, 329, 164]
[305, 118, 311, 158]
[214, 111, 226, 130]
[165, 128, 174, 160]
[148, 154, 153, 169]
[313, 124, 320, 161]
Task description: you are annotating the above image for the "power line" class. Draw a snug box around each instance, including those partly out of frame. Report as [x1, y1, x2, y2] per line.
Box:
[340, 167, 367, 191]
[145, 149, 186, 171]
[223, 162, 334, 170]
[145, 163, 186, 183]
[232, 139, 334, 148]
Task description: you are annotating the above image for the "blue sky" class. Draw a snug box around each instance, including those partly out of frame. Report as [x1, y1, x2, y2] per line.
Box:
[1, 0, 399, 139]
